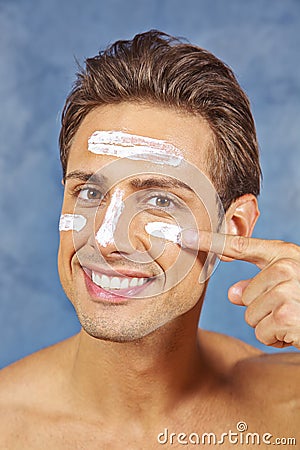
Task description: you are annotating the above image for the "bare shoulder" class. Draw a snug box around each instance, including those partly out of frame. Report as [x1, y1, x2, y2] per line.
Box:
[232, 346, 300, 436]
[198, 328, 300, 394]
[198, 328, 262, 369]
[0, 335, 78, 443]
[198, 329, 300, 437]
[233, 347, 300, 394]
[0, 334, 78, 395]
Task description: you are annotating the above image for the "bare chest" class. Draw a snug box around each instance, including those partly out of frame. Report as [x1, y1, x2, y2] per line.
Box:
[1, 397, 296, 450]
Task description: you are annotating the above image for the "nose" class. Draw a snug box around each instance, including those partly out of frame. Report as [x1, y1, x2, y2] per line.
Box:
[95, 187, 125, 249]
[91, 188, 157, 264]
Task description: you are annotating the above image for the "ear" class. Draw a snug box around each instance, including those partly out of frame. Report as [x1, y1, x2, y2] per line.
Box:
[61, 178, 65, 186]
[221, 194, 260, 262]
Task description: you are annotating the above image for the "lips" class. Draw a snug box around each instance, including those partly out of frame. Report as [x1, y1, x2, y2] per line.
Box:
[82, 266, 154, 300]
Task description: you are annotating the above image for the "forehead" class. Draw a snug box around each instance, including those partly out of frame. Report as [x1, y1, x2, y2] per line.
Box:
[67, 103, 214, 176]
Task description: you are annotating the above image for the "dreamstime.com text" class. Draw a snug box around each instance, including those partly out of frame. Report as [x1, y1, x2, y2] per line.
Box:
[157, 422, 296, 446]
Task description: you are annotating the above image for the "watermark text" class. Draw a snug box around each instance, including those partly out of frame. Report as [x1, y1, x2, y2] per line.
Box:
[157, 422, 296, 446]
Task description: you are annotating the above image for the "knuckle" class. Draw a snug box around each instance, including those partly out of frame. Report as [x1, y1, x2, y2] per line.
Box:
[281, 241, 300, 258]
[273, 258, 299, 278]
[273, 283, 287, 298]
[273, 302, 294, 326]
[272, 280, 297, 301]
[231, 236, 249, 255]
[279, 331, 296, 346]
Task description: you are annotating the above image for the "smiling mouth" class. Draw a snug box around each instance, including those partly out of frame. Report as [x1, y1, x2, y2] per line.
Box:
[91, 271, 150, 290]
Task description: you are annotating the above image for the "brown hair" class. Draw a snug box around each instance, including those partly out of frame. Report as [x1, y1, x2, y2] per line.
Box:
[59, 30, 261, 211]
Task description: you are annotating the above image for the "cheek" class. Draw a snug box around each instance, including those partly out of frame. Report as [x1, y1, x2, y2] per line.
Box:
[162, 257, 207, 318]
[128, 210, 207, 285]
[157, 240, 205, 291]
[129, 212, 184, 265]
[57, 232, 76, 286]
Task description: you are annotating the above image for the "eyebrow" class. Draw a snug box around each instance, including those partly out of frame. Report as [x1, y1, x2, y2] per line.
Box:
[65, 170, 108, 185]
[129, 176, 193, 192]
[65, 170, 193, 193]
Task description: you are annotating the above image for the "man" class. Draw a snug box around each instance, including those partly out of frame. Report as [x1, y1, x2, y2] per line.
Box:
[0, 30, 299, 449]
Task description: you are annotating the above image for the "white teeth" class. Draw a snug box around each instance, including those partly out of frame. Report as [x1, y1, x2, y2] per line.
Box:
[110, 277, 121, 289]
[91, 272, 101, 286]
[120, 278, 129, 289]
[101, 274, 110, 288]
[91, 271, 148, 290]
[129, 277, 139, 288]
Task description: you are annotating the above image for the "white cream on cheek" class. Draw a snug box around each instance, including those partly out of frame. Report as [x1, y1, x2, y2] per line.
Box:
[88, 131, 183, 167]
[145, 221, 182, 245]
[59, 214, 87, 232]
[96, 188, 125, 247]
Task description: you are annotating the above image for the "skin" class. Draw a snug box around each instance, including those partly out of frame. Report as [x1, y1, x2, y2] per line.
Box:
[0, 103, 299, 449]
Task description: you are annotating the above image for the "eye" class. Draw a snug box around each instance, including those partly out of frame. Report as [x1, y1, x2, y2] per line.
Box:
[78, 187, 103, 201]
[147, 196, 172, 208]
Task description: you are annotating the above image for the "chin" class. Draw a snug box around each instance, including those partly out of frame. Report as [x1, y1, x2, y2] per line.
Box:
[76, 305, 167, 342]
[80, 319, 162, 343]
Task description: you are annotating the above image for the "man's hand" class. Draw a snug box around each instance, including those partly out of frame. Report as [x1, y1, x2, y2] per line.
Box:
[181, 229, 300, 349]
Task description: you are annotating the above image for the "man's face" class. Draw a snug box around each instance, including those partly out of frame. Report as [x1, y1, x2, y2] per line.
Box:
[58, 103, 221, 342]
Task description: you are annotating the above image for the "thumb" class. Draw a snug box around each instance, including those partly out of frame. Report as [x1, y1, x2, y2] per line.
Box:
[228, 279, 251, 305]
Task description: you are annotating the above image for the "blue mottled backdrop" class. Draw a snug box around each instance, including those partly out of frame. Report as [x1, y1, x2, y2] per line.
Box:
[0, 0, 299, 367]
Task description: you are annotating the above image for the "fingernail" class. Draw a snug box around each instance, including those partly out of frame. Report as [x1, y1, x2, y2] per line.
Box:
[181, 229, 199, 249]
[229, 285, 243, 303]
[230, 285, 242, 296]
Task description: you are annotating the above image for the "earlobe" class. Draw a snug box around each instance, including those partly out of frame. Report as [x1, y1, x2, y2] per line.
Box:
[222, 194, 260, 261]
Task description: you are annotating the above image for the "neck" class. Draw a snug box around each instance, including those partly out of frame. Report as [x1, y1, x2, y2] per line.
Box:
[69, 303, 211, 424]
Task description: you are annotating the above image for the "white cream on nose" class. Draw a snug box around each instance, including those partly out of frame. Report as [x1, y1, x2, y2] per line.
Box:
[95, 188, 125, 247]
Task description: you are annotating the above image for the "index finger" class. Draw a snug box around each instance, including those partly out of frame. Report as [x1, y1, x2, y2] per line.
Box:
[181, 229, 284, 268]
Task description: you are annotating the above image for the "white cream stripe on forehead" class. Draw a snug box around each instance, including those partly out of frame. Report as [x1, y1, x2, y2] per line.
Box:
[88, 131, 183, 166]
